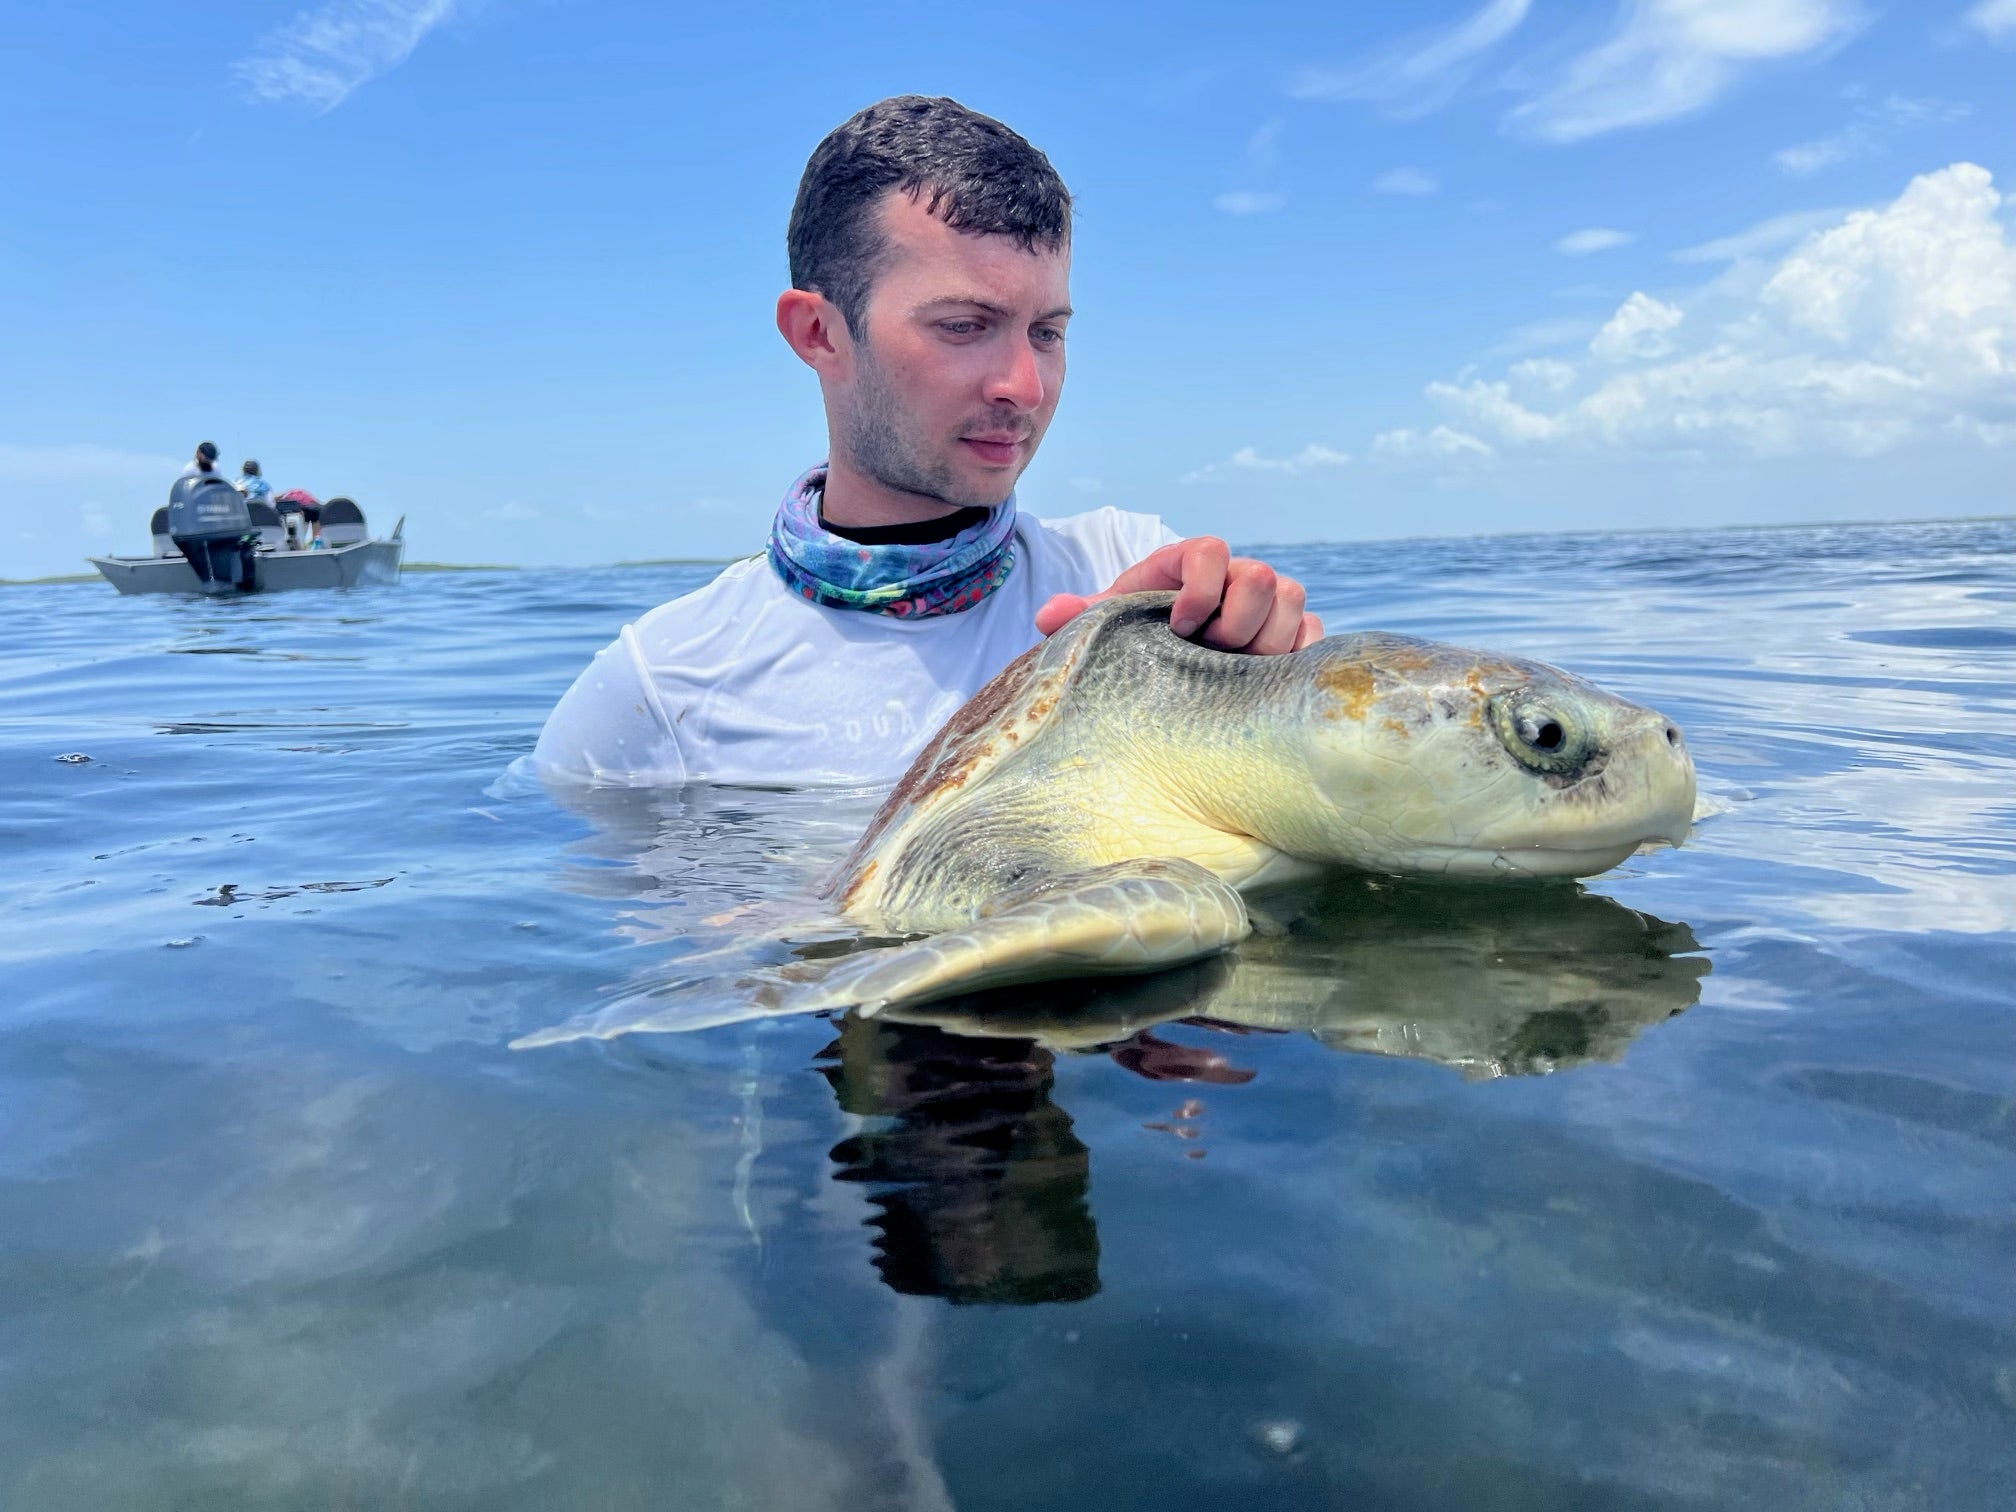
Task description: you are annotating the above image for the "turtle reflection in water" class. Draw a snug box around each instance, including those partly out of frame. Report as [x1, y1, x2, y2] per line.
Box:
[817, 884, 1706, 1306]
[874, 879, 1710, 1081]
[521, 591, 1699, 1046]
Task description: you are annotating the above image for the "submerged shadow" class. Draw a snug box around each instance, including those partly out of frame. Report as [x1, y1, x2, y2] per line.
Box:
[816, 1015, 1099, 1307]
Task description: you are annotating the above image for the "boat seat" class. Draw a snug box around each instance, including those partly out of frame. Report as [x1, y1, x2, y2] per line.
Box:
[319, 496, 369, 547]
[150, 506, 177, 557]
[246, 499, 286, 552]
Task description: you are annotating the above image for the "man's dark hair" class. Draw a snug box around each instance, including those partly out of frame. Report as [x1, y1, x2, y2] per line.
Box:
[788, 96, 1071, 339]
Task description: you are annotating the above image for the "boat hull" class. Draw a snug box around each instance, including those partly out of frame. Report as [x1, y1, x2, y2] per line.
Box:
[88, 539, 405, 596]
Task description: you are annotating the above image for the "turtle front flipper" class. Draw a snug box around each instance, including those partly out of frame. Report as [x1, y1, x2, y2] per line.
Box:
[785, 857, 1252, 1017]
[509, 858, 1250, 1048]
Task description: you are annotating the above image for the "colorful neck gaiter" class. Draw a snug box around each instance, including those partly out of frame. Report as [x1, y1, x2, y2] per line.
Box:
[766, 463, 1018, 618]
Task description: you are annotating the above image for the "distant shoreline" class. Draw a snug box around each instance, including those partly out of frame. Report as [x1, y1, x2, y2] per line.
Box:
[6, 514, 2009, 587]
[1235, 510, 2016, 557]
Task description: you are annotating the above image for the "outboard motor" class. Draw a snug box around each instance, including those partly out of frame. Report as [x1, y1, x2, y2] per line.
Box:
[166, 477, 253, 538]
[166, 478, 258, 591]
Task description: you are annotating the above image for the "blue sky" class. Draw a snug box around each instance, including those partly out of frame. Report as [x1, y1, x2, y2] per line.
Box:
[3, 0, 2012, 576]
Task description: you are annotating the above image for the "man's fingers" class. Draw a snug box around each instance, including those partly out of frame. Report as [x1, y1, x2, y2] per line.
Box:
[1237, 576, 1309, 656]
[1097, 561, 1165, 599]
[1076, 539, 1312, 658]
[1034, 592, 1094, 637]
[1200, 560, 1279, 650]
[1168, 538, 1229, 637]
[1099, 539, 1190, 599]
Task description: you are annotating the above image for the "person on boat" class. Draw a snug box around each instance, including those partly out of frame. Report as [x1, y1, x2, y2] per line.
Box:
[274, 488, 324, 545]
[168, 442, 257, 590]
[235, 459, 275, 506]
[534, 95, 1317, 788]
[177, 440, 230, 484]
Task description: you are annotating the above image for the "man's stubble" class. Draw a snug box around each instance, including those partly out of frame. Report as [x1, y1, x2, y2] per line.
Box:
[834, 342, 1027, 512]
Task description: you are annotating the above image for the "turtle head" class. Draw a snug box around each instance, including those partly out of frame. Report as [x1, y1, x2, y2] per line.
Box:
[1286, 634, 1697, 879]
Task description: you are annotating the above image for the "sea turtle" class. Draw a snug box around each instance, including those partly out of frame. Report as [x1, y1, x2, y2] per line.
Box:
[759, 590, 1696, 1019]
[514, 591, 1697, 1046]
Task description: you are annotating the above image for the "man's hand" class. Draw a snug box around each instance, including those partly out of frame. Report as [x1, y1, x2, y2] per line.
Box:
[1034, 537, 1322, 654]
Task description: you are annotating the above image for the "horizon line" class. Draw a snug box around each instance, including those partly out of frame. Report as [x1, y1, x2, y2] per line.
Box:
[9, 512, 2010, 588]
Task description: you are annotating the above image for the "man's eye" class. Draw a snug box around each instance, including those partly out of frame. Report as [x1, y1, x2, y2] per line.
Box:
[941, 320, 982, 336]
[1033, 326, 1065, 346]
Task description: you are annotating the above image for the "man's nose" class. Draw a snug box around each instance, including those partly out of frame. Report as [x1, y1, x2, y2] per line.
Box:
[984, 336, 1046, 411]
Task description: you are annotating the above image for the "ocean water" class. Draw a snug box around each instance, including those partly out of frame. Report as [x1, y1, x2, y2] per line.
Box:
[3, 520, 2013, 1510]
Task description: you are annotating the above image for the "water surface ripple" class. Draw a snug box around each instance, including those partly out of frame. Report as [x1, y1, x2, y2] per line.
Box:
[2, 521, 2013, 1509]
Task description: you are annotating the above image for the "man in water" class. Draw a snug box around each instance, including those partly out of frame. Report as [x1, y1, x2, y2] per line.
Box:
[535, 96, 1318, 787]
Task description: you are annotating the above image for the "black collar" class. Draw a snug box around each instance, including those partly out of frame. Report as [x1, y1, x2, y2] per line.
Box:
[820, 506, 992, 547]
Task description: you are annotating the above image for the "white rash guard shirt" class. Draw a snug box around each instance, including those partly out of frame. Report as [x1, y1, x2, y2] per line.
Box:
[533, 506, 1180, 788]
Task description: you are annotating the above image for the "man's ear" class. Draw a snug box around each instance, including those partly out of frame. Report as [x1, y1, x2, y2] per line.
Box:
[777, 288, 848, 374]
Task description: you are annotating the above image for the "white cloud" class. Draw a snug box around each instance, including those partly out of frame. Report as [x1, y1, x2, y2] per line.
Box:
[236, 0, 456, 111]
[1372, 426, 1496, 460]
[1772, 92, 1972, 176]
[1180, 444, 1352, 485]
[1069, 476, 1107, 494]
[1671, 206, 1851, 262]
[1510, 357, 1579, 391]
[1558, 227, 1636, 256]
[1870, 92, 1974, 128]
[1246, 117, 1286, 170]
[487, 500, 539, 522]
[1383, 163, 2016, 462]
[1591, 292, 1685, 361]
[1425, 377, 1564, 442]
[1291, 0, 1532, 115]
[1373, 167, 1441, 197]
[1491, 316, 1605, 356]
[1773, 137, 1855, 174]
[1257, 443, 1352, 471]
[1216, 119, 1290, 217]
[1965, 0, 2016, 42]
[1762, 165, 2013, 360]
[1505, 0, 1864, 144]
[1214, 191, 1285, 216]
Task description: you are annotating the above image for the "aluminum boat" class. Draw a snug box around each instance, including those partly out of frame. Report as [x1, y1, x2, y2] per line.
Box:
[89, 496, 404, 596]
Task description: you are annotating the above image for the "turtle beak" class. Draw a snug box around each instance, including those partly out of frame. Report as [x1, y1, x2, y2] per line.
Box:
[1626, 712, 1697, 849]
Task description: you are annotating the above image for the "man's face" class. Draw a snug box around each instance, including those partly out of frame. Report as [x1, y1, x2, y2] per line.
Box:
[831, 190, 1070, 510]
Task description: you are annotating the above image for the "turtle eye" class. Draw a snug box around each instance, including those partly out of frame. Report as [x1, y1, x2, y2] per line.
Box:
[1489, 692, 1595, 775]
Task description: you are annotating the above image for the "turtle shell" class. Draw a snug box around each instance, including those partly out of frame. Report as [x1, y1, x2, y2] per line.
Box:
[826, 592, 1182, 920]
